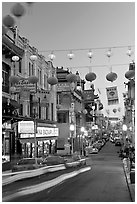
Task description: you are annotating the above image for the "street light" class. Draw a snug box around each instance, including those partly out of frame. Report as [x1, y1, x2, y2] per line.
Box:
[70, 123, 75, 154]
[81, 126, 85, 156]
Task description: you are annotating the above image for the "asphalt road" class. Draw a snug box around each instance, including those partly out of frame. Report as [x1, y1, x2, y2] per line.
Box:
[2, 141, 132, 202]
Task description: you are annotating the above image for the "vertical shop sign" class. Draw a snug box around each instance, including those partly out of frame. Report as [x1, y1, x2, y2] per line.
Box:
[106, 86, 119, 105]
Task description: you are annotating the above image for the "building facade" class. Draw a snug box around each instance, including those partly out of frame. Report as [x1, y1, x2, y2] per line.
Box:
[2, 27, 58, 161]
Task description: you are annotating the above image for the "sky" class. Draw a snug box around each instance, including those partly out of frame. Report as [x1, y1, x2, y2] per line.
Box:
[2, 1, 135, 119]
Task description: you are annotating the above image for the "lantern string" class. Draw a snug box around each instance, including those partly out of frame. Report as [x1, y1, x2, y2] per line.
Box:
[39, 45, 134, 53]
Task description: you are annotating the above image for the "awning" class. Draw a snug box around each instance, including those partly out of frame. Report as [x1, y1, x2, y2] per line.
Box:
[19, 136, 58, 144]
[2, 35, 24, 58]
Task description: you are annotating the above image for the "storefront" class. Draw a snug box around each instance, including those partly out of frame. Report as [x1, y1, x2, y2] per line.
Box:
[18, 121, 59, 158]
[2, 121, 12, 162]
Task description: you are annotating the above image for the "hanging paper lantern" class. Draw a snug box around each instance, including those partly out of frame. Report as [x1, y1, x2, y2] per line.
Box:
[2, 25, 8, 36]
[67, 51, 74, 60]
[28, 76, 39, 84]
[3, 15, 15, 28]
[113, 108, 117, 113]
[47, 76, 58, 85]
[125, 70, 135, 80]
[9, 75, 20, 84]
[66, 73, 77, 83]
[11, 3, 26, 18]
[30, 54, 37, 61]
[106, 72, 117, 82]
[106, 49, 112, 58]
[85, 72, 96, 82]
[48, 52, 56, 61]
[12, 55, 19, 62]
[88, 50, 93, 59]
[126, 48, 133, 57]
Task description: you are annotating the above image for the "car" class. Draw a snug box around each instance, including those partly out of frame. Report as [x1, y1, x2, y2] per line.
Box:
[44, 155, 65, 166]
[64, 153, 86, 167]
[85, 146, 98, 154]
[12, 158, 45, 172]
[115, 139, 121, 146]
[2, 155, 10, 163]
[97, 140, 104, 147]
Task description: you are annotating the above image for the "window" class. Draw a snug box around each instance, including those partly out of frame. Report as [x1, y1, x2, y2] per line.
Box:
[29, 62, 31, 76]
[19, 104, 23, 116]
[39, 70, 42, 85]
[38, 98, 41, 119]
[51, 103, 54, 121]
[2, 62, 10, 93]
[32, 64, 34, 75]
[46, 106, 49, 120]
[57, 93, 62, 104]
[57, 112, 67, 123]
[19, 60, 22, 73]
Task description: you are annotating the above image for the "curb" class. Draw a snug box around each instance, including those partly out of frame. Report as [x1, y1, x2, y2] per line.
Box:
[123, 159, 135, 202]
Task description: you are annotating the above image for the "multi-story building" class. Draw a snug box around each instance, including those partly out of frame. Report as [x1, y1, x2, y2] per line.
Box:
[56, 67, 104, 155]
[56, 67, 86, 154]
[2, 27, 58, 161]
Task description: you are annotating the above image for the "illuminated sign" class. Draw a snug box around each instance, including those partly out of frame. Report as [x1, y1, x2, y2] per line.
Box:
[18, 121, 34, 133]
[20, 127, 59, 138]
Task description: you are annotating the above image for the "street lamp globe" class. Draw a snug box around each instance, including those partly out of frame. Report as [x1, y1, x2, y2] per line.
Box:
[122, 124, 127, 131]
[70, 124, 75, 131]
[81, 127, 85, 132]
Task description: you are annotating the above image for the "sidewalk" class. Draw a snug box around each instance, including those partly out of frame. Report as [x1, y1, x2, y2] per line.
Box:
[123, 158, 135, 202]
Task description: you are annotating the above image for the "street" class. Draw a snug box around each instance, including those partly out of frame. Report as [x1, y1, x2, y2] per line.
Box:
[2, 141, 132, 202]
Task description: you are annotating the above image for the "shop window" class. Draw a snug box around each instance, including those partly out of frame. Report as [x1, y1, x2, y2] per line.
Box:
[57, 112, 67, 123]
[19, 104, 23, 116]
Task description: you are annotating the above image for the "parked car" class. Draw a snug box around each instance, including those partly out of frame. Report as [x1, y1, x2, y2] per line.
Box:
[115, 139, 121, 146]
[44, 155, 65, 166]
[12, 158, 45, 172]
[64, 153, 86, 167]
[93, 142, 102, 150]
[85, 146, 98, 154]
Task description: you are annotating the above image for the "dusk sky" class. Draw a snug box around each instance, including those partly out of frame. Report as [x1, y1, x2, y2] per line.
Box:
[2, 1, 135, 119]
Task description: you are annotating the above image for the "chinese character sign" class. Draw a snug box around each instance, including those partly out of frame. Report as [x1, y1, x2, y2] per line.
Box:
[106, 86, 119, 105]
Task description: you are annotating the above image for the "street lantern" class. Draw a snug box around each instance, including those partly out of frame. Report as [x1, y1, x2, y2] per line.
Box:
[70, 124, 75, 154]
[70, 124, 75, 131]
[3, 15, 15, 28]
[81, 126, 85, 156]
[11, 3, 26, 18]
[122, 124, 127, 131]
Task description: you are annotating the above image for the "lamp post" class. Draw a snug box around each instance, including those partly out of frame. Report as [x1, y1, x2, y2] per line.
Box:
[70, 123, 75, 154]
[122, 124, 127, 147]
[81, 126, 85, 156]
